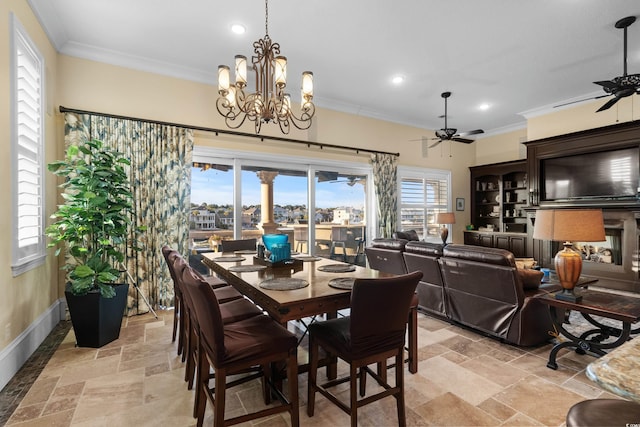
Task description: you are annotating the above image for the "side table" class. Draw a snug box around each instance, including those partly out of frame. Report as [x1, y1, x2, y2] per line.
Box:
[537, 289, 640, 370]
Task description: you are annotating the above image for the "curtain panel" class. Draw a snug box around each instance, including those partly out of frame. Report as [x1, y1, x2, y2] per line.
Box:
[370, 153, 397, 238]
[64, 113, 193, 315]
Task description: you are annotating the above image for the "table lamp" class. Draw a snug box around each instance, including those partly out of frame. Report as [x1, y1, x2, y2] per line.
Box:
[532, 209, 605, 302]
[435, 212, 456, 245]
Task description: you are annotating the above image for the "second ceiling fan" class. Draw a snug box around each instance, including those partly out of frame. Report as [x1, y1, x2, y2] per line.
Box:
[430, 91, 484, 148]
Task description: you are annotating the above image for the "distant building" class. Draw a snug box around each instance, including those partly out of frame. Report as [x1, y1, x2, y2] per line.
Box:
[333, 207, 363, 224]
[190, 210, 217, 230]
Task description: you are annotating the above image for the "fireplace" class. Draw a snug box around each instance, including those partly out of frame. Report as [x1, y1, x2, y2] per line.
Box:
[534, 209, 640, 293]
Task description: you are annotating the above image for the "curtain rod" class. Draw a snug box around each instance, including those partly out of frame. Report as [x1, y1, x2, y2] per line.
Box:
[59, 106, 400, 157]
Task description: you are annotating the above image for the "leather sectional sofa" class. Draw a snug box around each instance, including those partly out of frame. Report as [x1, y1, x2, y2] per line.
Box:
[365, 239, 560, 346]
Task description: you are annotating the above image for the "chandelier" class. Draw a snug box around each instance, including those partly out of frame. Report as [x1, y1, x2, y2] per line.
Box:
[216, 0, 315, 134]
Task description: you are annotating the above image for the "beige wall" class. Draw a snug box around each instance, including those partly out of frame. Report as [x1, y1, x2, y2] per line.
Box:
[1, 1, 60, 352]
[57, 55, 476, 244]
[473, 128, 528, 166]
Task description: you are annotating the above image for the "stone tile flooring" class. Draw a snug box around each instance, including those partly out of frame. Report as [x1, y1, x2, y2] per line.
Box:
[2, 306, 625, 426]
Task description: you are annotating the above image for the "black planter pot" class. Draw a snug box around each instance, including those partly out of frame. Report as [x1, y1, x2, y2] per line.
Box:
[65, 283, 129, 348]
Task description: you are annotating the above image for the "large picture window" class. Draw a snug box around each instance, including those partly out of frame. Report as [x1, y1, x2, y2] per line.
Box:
[191, 146, 372, 265]
[11, 14, 46, 275]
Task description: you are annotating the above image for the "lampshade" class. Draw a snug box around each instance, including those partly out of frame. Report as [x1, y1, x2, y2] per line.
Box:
[532, 208, 605, 303]
[532, 209, 605, 242]
[435, 212, 456, 225]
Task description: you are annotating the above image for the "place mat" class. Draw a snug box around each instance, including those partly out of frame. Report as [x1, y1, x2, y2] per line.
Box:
[328, 277, 355, 290]
[317, 263, 356, 273]
[215, 256, 246, 262]
[259, 278, 309, 291]
[293, 255, 323, 262]
[228, 265, 267, 273]
[234, 249, 257, 254]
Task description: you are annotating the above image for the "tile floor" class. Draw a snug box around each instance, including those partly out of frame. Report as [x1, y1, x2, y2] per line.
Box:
[3, 303, 624, 426]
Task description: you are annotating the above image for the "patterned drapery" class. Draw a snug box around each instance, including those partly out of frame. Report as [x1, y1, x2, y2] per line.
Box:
[370, 153, 398, 238]
[64, 113, 193, 315]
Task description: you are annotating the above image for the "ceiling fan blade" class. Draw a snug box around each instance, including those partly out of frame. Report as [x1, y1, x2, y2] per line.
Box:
[456, 129, 484, 137]
[596, 96, 621, 112]
[451, 137, 474, 144]
[554, 94, 610, 108]
[429, 140, 442, 149]
[594, 80, 618, 90]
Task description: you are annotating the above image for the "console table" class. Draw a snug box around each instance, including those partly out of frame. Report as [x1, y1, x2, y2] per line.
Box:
[537, 289, 640, 370]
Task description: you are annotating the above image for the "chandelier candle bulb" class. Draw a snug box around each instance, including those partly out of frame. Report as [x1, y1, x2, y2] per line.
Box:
[218, 65, 230, 92]
[275, 56, 287, 86]
[234, 55, 247, 86]
[302, 71, 314, 100]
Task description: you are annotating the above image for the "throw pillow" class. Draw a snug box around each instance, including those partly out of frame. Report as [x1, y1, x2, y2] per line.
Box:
[518, 268, 544, 290]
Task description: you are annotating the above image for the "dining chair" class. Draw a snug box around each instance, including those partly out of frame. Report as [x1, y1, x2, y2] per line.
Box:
[218, 238, 257, 253]
[181, 265, 299, 426]
[566, 399, 640, 426]
[307, 271, 422, 427]
[162, 246, 244, 361]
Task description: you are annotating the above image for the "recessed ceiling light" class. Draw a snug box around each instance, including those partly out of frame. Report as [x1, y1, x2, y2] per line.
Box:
[478, 103, 490, 111]
[391, 75, 405, 85]
[231, 24, 246, 35]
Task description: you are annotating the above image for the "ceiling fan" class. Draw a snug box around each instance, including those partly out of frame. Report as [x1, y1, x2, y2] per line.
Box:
[556, 16, 640, 111]
[594, 16, 640, 112]
[429, 91, 484, 148]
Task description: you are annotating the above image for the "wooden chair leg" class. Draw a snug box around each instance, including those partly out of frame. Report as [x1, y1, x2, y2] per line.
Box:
[408, 306, 418, 374]
[287, 351, 300, 427]
[350, 363, 358, 427]
[307, 336, 318, 417]
[214, 367, 227, 427]
[396, 351, 406, 427]
[359, 367, 366, 397]
[195, 347, 208, 421]
[262, 363, 272, 405]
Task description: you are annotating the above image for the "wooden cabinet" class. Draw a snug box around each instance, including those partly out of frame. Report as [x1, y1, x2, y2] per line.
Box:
[467, 160, 530, 257]
[470, 160, 528, 233]
[463, 231, 528, 257]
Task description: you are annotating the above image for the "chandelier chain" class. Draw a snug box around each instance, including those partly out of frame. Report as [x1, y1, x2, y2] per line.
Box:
[265, 0, 269, 36]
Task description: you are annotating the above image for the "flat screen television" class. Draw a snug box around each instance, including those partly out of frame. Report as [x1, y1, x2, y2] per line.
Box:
[541, 147, 640, 201]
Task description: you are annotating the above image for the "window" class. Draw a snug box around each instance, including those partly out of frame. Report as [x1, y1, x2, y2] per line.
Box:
[191, 145, 372, 264]
[398, 167, 451, 243]
[11, 14, 46, 275]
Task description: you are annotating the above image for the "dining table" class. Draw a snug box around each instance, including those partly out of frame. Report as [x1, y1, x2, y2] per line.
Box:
[201, 251, 418, 375]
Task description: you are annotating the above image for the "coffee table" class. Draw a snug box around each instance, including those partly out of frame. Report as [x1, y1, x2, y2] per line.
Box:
[538, 289, 640, 370]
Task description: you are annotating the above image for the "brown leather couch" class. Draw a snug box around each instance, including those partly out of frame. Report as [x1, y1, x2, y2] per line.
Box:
[439, 244, 558, 346]
[365, 239, 559, 346]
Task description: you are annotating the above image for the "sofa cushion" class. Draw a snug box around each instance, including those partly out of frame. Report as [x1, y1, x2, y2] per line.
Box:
[442, 244, 516, 267]
[393, 230, 420, 241]
[517, 268, 544, 290]
[405, 241, 444, 257]
[370, 238, 409, 251]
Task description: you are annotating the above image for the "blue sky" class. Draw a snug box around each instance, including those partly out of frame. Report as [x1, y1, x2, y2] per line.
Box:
[190, 167, 365, 208]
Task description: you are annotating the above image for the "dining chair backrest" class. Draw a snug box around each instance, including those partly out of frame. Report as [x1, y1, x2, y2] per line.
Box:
[349, 271, 422, 358]
[219, 238, 257, 253]
[180, 264, 226, 363]
[162, 245, 180, 283]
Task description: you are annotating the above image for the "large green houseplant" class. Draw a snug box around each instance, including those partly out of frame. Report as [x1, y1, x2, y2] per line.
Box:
[46, 139, 143, 347]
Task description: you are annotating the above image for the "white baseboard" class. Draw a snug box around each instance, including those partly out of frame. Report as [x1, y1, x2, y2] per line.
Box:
[0, 298, 66, 390]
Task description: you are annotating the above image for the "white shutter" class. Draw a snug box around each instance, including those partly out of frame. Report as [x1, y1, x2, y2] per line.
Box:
[398, 168, 451, 243]
[11, 14, 46, 275]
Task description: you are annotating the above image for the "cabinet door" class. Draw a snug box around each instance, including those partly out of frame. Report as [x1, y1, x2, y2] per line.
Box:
[463, 232, 478, 245]
[478, 234, 494, 247]
[509, 235, 527, 258]
[495, 235, 510, 251]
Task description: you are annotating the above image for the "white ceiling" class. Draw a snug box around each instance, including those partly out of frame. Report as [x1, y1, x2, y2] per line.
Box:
[28, 0, 640, 137]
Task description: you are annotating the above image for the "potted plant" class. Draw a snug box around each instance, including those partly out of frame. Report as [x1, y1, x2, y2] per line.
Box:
[46, 139, 144, 347]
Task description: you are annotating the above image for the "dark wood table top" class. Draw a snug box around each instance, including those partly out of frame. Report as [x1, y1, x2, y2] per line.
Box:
[538, 289, 640, 324]
[202, 252, 391, 323]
